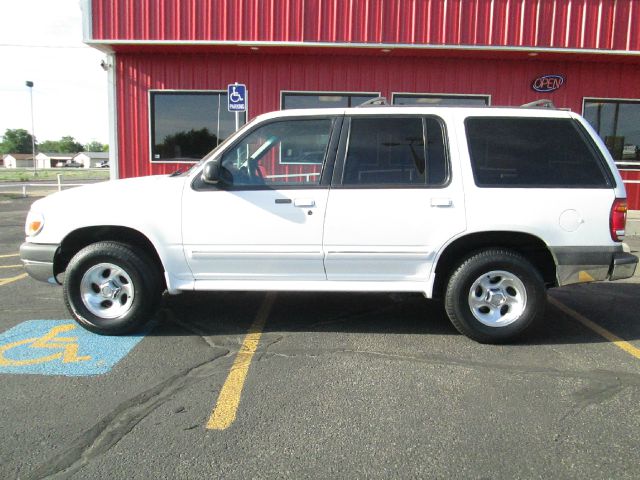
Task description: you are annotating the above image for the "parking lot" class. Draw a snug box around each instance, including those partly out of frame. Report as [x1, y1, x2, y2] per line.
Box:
[1, 195, 639, 479]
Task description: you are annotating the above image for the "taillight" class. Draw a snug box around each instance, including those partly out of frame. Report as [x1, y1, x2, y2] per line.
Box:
[610, 198, 627, 241]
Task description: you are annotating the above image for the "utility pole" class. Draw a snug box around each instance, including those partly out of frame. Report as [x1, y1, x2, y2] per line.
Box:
[26, 81, 36, 175]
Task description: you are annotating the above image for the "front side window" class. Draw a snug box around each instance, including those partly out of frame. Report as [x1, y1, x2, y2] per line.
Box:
[583, 99, 640, 167]
[220, 118, 333, 187]
[342, 116, 448, 186]
[392, 93, 490, 106]
[465, 117, 610, 188]
[150, 91, 246, 163]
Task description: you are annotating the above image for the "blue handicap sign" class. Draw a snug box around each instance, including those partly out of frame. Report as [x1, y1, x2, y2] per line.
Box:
[0, 320, 149, 376]
[228, 83, 247, 112]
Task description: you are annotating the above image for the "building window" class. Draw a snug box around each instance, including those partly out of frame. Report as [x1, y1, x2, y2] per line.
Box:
[150, 91, 246, 163]
[392, 93, 490, 106]
[281, 92, 380, 110]
[583, 99, 640, 167]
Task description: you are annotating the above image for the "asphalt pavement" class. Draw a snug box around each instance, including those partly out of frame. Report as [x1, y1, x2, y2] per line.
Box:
[1, 195, 639, 479]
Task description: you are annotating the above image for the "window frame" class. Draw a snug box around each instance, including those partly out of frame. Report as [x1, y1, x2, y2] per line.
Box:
[148, 89, 248, 164]
[191, 115, 344, 192]
[280, 91, 382, 111]
[391, 92, 491, 106]
[582, 96, 640, 170]
[464, 116, 614, 189]
[332, 114, 451, 189]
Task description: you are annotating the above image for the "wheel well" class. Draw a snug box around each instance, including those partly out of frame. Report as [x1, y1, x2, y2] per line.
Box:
[55, 226, 166, 289]
[432, 231, 557, 299]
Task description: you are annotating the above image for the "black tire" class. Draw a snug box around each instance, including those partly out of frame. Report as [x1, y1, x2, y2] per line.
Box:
[63, 241, 161, 335]
[444, 249, 546, 344]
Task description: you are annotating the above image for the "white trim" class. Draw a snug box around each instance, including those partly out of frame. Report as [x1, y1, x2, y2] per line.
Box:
[391, 92, 492, 105]
[148, 89, 248, 164]
[84, 39, 640, 57]
[80, 0, 92, 44]
[280, 90, 382, 109]
[106, 53, 118, 180]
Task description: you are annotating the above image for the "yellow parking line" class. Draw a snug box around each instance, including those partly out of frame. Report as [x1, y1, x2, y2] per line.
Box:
[0, 253, 19, 258]
[0, 273, 28, 286]
[549, 297, 640, 360]
[0, 265, 22, 269]
[206, 293, 276, 430]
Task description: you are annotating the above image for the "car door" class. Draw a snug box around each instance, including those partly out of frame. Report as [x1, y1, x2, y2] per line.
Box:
[182, 115, 341, 283]
[322, 114, 466, 283]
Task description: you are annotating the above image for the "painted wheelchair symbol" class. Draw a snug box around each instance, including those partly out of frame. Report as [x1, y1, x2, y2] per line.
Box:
[229, 86, 244, 103]
[0, 323, 91, 366]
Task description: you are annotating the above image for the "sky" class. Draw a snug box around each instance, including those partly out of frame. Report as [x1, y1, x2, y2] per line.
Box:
[0, 0, 108, 145]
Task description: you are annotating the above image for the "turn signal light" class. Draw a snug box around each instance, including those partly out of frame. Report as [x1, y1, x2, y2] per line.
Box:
[610, 198, 627, 242]
[25, 211, 44, 237]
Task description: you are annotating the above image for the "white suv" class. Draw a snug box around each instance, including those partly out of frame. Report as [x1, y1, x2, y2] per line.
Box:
[20, 105, 638, 343]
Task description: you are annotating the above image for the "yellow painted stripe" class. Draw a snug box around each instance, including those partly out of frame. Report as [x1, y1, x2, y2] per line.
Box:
[206, 293, 276, 430]
[0, 253, 19, 258]
[549, 297, 640, 360]
[0, 265, 22, 269]
[0, 273, 28, 286]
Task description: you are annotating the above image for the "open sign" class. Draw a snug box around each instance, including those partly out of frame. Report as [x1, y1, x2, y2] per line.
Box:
[532, 75, 565, 93]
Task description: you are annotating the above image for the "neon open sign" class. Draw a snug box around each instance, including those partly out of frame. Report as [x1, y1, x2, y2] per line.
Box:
[531, 74, 565, 93]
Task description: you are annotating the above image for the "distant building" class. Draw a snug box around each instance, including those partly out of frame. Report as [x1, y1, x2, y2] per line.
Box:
[35, 153, 75, 169]
[2, 154, 34, 168]
[73, 151, 109, 168]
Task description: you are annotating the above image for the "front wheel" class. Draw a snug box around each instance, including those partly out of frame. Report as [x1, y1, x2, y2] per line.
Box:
[63, 241, 161, 335]
[444, 249, 546, 343]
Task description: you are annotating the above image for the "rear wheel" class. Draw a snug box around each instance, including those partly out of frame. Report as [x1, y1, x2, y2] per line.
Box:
[444, 249, 546, 343]
[63, 241, 161, 335]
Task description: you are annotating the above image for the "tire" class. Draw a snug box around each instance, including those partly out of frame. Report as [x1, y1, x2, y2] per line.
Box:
[444, 248, 546, 344]
[63, 241, 161, 335]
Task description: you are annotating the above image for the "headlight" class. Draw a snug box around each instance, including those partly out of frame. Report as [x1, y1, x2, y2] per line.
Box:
[25, 211, 44, 237]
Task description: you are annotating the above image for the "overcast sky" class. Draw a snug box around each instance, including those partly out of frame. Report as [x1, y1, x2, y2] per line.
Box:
[0, 0, 108, 145]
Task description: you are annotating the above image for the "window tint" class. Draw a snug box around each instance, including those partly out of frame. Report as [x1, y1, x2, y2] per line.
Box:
[342, 117, 448, 186]
[150, 91, 246, 163]
[220, 119, 332, 187]
[465, 117, 610, 188]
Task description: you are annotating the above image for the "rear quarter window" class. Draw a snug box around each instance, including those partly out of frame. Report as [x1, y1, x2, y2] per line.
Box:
[465, 117, 612, 188]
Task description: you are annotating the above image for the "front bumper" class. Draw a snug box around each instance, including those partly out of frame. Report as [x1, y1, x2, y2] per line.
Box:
[20, 242, 60, 284]
[552, 246, 638, 286]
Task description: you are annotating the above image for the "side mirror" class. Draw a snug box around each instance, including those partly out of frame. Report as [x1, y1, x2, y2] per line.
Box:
[201, 160, 221, 184]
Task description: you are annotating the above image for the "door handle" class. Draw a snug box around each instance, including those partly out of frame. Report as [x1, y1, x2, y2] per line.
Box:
[294, 198, 315, 208]
[430, 198, 453, 207]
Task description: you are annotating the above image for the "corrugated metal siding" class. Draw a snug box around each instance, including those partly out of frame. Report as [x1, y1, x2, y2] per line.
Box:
[116, 52, 640, 192]
[94, 0, 640, 51]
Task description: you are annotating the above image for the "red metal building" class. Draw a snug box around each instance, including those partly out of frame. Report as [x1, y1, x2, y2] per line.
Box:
[83, 0, 640, 206]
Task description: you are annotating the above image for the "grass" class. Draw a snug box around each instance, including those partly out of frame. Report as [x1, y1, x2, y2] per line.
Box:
[0, 168, 110, 182]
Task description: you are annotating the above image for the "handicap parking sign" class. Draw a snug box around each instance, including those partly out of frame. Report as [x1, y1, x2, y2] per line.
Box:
[228, 83, 247, 112]
[0, 320, 149, 376]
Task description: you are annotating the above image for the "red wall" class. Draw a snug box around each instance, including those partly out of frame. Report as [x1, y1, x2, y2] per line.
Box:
[93, 0, 640, 52]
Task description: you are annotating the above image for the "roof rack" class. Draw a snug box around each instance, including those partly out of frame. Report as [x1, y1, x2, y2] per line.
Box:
[357, 97, 390, 107]
[521, 99, 556, 109]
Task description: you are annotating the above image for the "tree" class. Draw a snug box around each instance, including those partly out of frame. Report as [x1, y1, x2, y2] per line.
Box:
[84, 141, 109, 152]
[0, 128, 35, 154]
[37, 136, 85, 153]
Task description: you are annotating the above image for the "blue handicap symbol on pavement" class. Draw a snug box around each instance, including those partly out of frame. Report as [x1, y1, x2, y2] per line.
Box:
[0, 320, 149, 376]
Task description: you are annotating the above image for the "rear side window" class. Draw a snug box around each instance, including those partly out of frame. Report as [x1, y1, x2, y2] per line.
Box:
[465, 117, 611, 188]
[342, 116, 448, 187]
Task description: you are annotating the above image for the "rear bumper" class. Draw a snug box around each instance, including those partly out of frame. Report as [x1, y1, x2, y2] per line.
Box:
[19, 242, 60, 284]
[552, 246, 638, 286]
